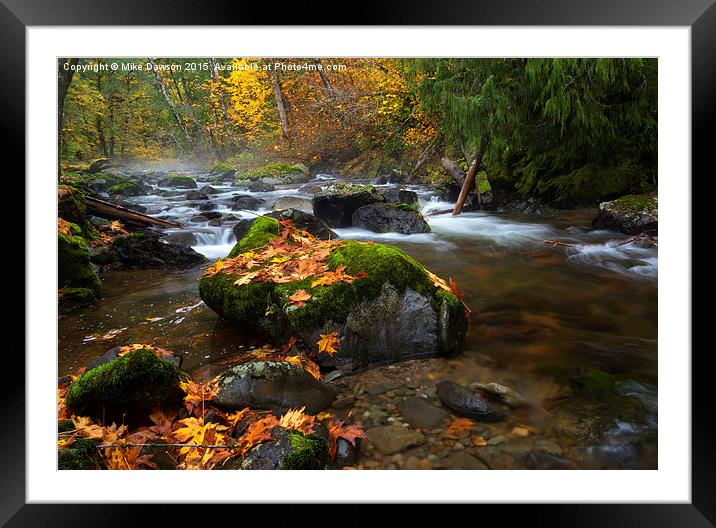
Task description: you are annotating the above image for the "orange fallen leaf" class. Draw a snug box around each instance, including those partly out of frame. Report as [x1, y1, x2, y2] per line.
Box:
[288, 289, 312, 308]
[317, 332, 340, 356]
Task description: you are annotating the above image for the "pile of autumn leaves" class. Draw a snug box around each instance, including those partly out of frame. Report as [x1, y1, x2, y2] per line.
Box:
[58, 345, 365, 470]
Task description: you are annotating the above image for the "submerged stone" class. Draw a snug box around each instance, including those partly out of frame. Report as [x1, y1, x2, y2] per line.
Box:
[436, 380, 505, 422]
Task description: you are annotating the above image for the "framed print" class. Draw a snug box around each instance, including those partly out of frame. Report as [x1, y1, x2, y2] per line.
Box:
[3, 0, 711, 524]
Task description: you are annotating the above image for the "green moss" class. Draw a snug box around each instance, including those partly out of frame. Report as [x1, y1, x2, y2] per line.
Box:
[58, 438, 105, 470]
[395, 203, 416, 212]
[59, 287, 98, 309]
[610, 194, 657, 213]
[319, 183, 377, 196]
[58, 232, 102, 294]
[476, 171, 492, 194]
[58, 419, 75, 433]
[210, 162, 236, 173]
[58, 186, 100, 240]
[227, 216, 281, 257]
[65, 349, 183, 426]
[106, 181, 144, 197]
[237, 163, 304, 181]
[160, 173, 197, 188]
[280, 430, 328, 470]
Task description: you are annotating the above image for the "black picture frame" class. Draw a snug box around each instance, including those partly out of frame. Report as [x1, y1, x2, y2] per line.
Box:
[3, 1, 710, 524]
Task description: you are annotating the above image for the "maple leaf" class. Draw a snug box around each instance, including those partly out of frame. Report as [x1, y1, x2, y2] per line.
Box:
[288, 289, 312, 307]
[238, 415, 279, 457]
[283, 355, 322, 380]
[327, 420, 367, 461]
[179, 377, 220, 417]
[109, 220, 127, 234]
[148, 409, 175, 437]
[58, 186, 74, 198]
[278, 407, 316, 436]
[426, 269, 451, 292]
[317, 332, 340, 356]
[203, 258, 225, 277]
[444, 417, 474, 439]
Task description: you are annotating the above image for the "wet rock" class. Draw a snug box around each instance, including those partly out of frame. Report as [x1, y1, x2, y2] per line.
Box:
[380, 188, 419, 206]
[208, 219, 222, 226]
[313, 183, 385, 228]
[236, 426, 328, 470]
[365, 381, 403, 395]
[65, 348, 184, 427]
[203, 211, 222, 219]
[186, 190, 210, 200]
[158, 174, 198, 189]
[197, 202, 216, 211]
[436, 381, 505, 422]
[298, 183, 323, 194]
[334, 437, 360, 467]
[232, 218, 255, 241]
[387, 169, 409, 184]
[213, 360, 337, 414]
[232, 210, 336, 242]
[88, 158, 114, 174]
[592, 194, 658, 235]
[331, 395, 355, 409]
[272, 196, 314, 214]
[160, 231, 197, 247]
[441, 451, 489, 470]
[198, 185, 218, 195]
[110, 230, 206, 269]
[248, 181, 275, 193]
[367, 425, 425, 455]
[525, 449, 578, 470]
[232, 195, 264, 211]
[397, 397, 449, 430]
[352, 203, 431, 234]
[471, 382, 528, 408]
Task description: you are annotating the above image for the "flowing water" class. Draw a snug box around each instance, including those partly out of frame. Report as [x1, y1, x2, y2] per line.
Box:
[58, 171, 657, 469]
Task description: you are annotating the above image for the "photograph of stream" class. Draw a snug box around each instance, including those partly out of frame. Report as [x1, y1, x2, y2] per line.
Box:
[57, 57, 658, 471]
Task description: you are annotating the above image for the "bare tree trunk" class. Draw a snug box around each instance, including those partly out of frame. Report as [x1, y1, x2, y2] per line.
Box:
[441, 157, 466, 186]
[58, 58, 79, 173]
[270, 63, 290, 140]
[147, 59, 194, 149]
[210, 58, 236, 152]
[315, 60, 335, 99]
[452, 159, 478, 215]
[412, 135, 439, 176]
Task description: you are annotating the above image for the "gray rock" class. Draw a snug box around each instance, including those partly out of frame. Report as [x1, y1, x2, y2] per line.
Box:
[231, 195, 264, 211]
[380, 188, 419, 206]
[313, 185, 385, 228]
[298, 184, 323, 194]
[214, 360, 337, 414]
[352, 203, 431, 234]
[272, 196, 314, 214]
[471, 382, 528, 408]
[248, 181, 275, 193]
[367, 425, 425, 455]
[441, 451, 489, 470]
[397, 397, 449, 430]
[436, 380, 505, 422]
[225, 426, 328, 470]
[186, 190, 209, 200]
[592, 194, 658, 235]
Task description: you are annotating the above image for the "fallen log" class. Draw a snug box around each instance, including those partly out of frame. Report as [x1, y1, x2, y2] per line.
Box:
[85, 196, 180, 229]
[452, 159, 478, 216]
[440, 157, 466, 186]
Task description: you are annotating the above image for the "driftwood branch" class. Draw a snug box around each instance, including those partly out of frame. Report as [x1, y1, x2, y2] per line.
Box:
[452, 158, 478, 216]
[86, 196, 180, 229]
[544, 239, 577, 248]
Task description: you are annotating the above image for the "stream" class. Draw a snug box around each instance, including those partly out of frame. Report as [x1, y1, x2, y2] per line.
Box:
[58, 170, 658, 470]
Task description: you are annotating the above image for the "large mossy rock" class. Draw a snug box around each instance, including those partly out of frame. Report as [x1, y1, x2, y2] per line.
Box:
[158, 173, 198, 189]
[65, 348, 184, 426]
[200, 216, 467, 371]
[110, 231, 206, 269]
[58, 438, 106, 470]
[352, 203, 431, 234]
[58, 187, 99, 239]
[232, 210, 336, 244]
[106, 180, 148, 197]
[592, 194, 658, 235]
[313, 183, 385, 228]
[58, 231, 102, 295]
[213, 360, 337, 414]
[88, 158, 114, 174]
[234, 163, 309, 186]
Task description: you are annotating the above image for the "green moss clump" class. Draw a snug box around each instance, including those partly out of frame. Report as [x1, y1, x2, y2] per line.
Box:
[106, 181, 144, 197]
[476, 171, 492, 194]
[210, 162, 236, 173]
[319, 183, 378, 196]
[227, 216, 281, 257]
[395, 203, 416, 212]
[159, 173, 197, 188]
[280, 430, 328, 470]
[237, 163, 304, 181]
[58, 438, 105, 470]
[65, 349, 183, 426]
[58, 232, 102, 295]
[59, 287, 98, 310]
[609, 194, 657, 213]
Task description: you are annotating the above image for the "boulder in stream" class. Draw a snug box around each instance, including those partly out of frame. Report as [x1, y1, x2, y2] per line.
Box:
[380, 187, 419, 206]
[158, 173, 198, 189]
[312, 183, 385, 228]
[248, 181, 275, 193]
[592, 194, 658, 235]
[232, 210, 336, 243]
[213, 360, 337, 414]
[231, 194, 264, 211]
[352, 203, 431, 234]
[272, 196, 314, 214]
[110, 230, 206, 269]
[200, 216, 467, 371]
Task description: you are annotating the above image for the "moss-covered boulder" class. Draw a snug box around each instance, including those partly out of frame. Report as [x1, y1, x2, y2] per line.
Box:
[58, 232, 102, 296]
[58, 438, 106, 470]
[592, 194, 658, 235]
[352, 202, 431, 234]
[213, 360, 337, 414]
[59, 287, 98, 312]
[158, 173, 198, 189]
[88, 158, 114, 174]
[106, 180, 147, 197]
[199, 216, 468, 370]
[239, 426, 328, 470]
[58, 186, 99, 240]
[313, 183, 385, 228]
[234, 163, 309, 185]
[65, 348, 184, 426]
[210, 162, 236, 174]
[380, 188, 419, 206]
[232, 211, 336, 244]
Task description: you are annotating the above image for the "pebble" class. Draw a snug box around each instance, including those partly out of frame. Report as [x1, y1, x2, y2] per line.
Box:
[488, 435, 507, 446]
[453, 441, 465, 451]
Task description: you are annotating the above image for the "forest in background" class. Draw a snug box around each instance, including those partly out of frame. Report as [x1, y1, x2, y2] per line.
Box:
[58, 57, 657, 206]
